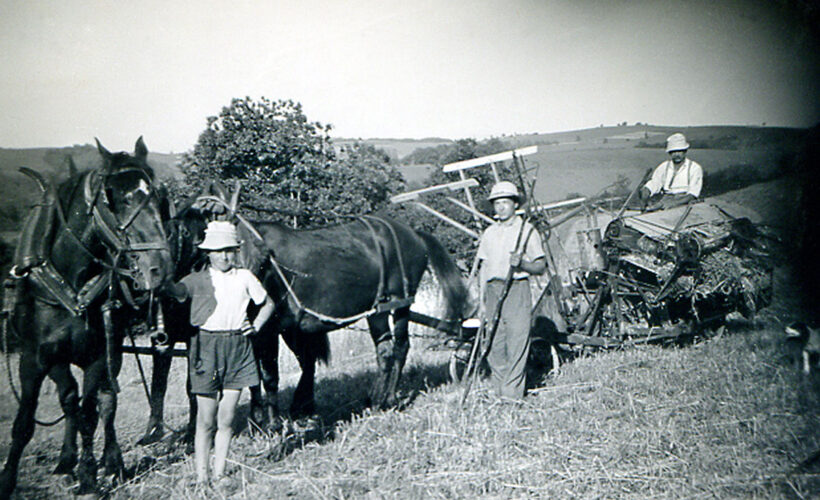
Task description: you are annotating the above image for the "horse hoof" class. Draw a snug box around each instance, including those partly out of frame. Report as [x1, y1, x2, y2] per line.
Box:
[136, 430, 163, 446]
[53, 459, 76, 475]
[268, 418, 284, 435]
[292, 415, 322, 433]
[0, 471, 16, 499]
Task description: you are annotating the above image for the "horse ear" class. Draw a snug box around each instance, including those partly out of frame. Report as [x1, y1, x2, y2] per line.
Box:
[95, 138, 111, 160]
[135, 136, 148, 160]
[156, 184, 176, 220]
[214, 182, 229, 203]
[66, 155, 78, 177]
[229, 180, 241, 214]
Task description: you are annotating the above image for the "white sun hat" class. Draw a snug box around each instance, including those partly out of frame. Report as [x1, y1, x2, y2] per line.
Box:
[198, 220, 241, 250]
[488, 181, 521, 202]
[666, 133, 690, 152]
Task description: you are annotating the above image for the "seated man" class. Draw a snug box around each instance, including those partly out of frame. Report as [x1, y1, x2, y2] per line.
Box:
[639, 132, 703, 211]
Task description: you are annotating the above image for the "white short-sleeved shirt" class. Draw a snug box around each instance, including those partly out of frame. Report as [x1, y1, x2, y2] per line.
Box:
[476, 216, 544, 282]
[644, 158, 703, 198]
[193, 267, 268, 331]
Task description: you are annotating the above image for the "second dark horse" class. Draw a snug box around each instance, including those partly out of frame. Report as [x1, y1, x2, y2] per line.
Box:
[250, 216, 469, 424]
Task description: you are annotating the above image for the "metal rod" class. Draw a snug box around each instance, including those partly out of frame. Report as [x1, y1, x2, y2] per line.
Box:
[410, 202, 479, 239]
[444, 197, 494, 224]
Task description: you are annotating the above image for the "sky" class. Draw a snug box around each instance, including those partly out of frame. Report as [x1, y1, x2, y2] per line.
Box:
[0, 0, 818, 153]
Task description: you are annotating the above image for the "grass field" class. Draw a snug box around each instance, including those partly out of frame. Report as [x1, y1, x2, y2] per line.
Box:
[0, 174, 818, 499]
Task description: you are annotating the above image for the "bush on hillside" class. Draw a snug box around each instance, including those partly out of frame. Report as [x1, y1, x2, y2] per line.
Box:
[179, 97, 404, 228]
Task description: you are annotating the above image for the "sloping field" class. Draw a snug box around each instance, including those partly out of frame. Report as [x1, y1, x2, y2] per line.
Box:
[529, 146, 791, 203]
[1, 176, 817, 499]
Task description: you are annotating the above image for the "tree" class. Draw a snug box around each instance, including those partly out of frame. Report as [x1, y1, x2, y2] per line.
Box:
[178, 97, 403, 227]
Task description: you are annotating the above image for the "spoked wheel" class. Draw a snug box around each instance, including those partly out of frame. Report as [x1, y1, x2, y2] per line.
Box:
[448, 343, 473, 383]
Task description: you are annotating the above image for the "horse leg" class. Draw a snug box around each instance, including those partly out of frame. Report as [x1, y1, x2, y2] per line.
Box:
[48, 363, 80, 475]
[0, 352, 47, 498]
[75, 361, 102, 494]
[99, 386, 124, 480]
[250, 325, 282, 432]
[367, 312, 396, 409]
[137, 349, 172, 445]
[384, 307, 411, 407]
[283, 330, 317, 418]
[98, 354, 124, 480]
[184, 357, 197, 444]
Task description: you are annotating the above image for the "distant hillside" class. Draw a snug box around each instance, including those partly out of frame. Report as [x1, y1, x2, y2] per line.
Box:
[333, 137, 452, 161]
[393, 124, 812, 201]
[476, 124, 807, 152]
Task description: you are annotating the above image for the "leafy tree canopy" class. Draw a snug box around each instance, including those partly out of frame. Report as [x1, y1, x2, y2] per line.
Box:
[177, 97, 404, 227]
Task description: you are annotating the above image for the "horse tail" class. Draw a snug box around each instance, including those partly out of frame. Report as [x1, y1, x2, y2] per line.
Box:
[285, 330, 331, 366]
[312, 332, 331, 365]
[415, 231, 468, 320]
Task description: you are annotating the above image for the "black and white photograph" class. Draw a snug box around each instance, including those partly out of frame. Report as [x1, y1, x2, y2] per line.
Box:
[0, 1, 818, 498]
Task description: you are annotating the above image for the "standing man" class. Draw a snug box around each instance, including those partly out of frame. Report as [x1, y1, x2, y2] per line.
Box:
[475, 181, 546, 400]
[640, 132, 704, 210]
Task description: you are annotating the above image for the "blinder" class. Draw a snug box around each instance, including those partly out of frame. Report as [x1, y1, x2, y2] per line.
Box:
[83, 167, 169, 283]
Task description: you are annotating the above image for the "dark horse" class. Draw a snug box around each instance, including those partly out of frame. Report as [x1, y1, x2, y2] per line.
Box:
[0, 138, 171, 497]
[249, 216, 469, 424]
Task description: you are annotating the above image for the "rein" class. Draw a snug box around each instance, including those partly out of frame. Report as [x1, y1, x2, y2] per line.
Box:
[2, 278, 66, 426]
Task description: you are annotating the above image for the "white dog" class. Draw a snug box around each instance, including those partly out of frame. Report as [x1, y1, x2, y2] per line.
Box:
[785, 322, 820, 375]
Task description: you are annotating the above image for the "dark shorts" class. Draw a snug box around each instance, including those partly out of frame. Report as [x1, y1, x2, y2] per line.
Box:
[189, 331, 260, 395]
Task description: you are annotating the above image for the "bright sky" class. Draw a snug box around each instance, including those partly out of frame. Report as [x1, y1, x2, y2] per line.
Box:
[1, 0, 818, 153]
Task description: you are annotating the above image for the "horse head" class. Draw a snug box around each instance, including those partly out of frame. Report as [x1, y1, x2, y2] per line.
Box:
[163, 198, 208, 280]
[90, 137, 172, 291]
[173, 180, 267, 274]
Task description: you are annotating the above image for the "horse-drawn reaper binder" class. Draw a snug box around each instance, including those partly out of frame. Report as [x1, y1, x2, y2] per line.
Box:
[391, 146, 775, 385]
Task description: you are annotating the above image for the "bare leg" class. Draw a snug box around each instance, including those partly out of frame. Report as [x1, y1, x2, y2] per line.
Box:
[194, 394, 218, 483]
[213, 389, 241, 478]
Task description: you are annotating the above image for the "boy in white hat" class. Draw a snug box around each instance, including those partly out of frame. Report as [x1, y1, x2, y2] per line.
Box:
[167, 220, 274, 487]
[474, 181, 546, 399]
[640, 132, 704, 210]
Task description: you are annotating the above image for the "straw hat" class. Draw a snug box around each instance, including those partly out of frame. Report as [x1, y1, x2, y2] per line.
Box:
[666, 133, 690, 152]
[198, 220, 241, 250]
[488, 181, 521, 202]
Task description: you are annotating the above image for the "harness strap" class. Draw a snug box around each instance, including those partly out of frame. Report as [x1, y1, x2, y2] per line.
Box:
[268, 255, 378, 325]
[357, 217, 386, 303]
[362, 216, 411, 299]
[29, 263, 80, 314]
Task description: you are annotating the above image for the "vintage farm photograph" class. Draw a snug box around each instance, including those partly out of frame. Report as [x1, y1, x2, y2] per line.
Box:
[0, 1, 819, 499]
